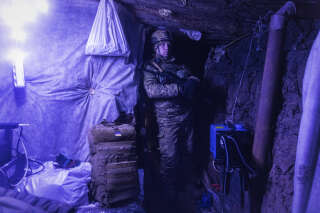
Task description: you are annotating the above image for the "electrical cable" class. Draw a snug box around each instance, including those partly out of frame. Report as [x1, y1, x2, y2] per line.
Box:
[230, 35, 254, 122]
[16, 127, 45, 177]
[11, 127, 29, 187]
[212, 160, 222, 174]
[230, 16, 270, 122]
[221, 136, 234, 173]
[0, 127, 31, 187]
[221, 135, 232, 213]
[16, 126, 23, 151]
[215, 134, 254, 213]
[27, 159, 45, 176]
[221, 136, 229, 173]
[226, 135, 256, 176]
[0, 167, 8, 179]
[223, 33, 252, 50]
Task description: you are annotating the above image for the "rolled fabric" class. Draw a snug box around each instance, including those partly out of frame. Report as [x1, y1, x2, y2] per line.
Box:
[293, 31, 320, 213]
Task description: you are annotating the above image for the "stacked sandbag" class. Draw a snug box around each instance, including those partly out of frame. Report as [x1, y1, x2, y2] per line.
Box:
[88, 123, 139, 207]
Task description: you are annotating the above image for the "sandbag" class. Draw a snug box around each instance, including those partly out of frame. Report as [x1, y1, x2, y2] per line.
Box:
[92, 170, 138, 186]
[89, 123, 136, 143]
[88, 123, 139, 207]
[89, 161, 139, 207]
[92, 186, 139, 207]
[90, 141, 137, 164]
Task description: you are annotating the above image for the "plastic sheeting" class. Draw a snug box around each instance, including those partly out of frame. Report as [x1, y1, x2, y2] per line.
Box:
[85, 0, 129, 56]
[17, 161, 91, 205]
[0, 0, 144, 161]
[293, 30, 320, 213]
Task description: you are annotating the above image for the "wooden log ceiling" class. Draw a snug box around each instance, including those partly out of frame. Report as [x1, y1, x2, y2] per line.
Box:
[110, 0, 320, 43]
[57, 0, 310, 43]
[114, 0, 286, 42]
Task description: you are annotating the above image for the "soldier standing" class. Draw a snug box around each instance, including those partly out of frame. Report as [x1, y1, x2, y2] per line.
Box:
[143, 29, 200, 213]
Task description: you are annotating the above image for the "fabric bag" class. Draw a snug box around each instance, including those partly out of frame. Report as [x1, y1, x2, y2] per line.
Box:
[85, 0, 129, 56]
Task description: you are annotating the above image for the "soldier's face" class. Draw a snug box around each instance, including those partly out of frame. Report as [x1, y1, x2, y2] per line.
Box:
[156, 41, 171, 58]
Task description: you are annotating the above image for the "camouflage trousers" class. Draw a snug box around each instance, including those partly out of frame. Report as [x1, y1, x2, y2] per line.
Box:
[155, 119, 195, 213]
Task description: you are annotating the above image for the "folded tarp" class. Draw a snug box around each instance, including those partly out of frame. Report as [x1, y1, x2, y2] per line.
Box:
[85, 0, 130, 56]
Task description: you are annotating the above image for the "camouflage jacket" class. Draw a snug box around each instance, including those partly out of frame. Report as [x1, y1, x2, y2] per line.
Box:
[143, 57, 193, 125]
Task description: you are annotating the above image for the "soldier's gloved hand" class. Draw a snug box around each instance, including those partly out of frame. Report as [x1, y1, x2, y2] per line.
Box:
[158, 72, 173, 84]
[157, 73, 167, 84]
[179, 76, 200, 101]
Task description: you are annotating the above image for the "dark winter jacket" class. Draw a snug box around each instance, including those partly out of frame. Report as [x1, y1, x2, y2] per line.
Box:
[143, 57, 193, 125]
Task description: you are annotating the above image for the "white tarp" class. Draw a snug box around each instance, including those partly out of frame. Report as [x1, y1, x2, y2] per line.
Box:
[18, 161, 91, 205]
[0, 0, 144, 161]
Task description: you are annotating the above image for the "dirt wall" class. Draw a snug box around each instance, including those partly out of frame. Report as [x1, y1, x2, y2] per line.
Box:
[203, 19, 319, 213]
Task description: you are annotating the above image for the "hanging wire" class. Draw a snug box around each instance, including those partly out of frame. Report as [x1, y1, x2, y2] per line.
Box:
[230, 35, 255, 122]
[230, 15, 269, 122]
[27, 158, 45, 176]
[12, 127, 29, 187]
[16, 126, 23, 151]
[226, 135, 256, 176]
[11, 132, 29, 187]
[212, 160, 222, 174]
[0, 126, 44, 188]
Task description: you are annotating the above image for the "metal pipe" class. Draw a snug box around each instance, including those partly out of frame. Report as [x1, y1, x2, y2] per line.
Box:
[250, 2, 295, 213]
[252, 1, 296, 170]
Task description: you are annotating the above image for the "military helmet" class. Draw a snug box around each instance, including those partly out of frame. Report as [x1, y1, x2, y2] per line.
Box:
[151, 30, 172, 45]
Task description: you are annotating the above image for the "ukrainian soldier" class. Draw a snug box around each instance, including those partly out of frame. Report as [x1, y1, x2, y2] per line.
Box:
[143, 29, 200, 213]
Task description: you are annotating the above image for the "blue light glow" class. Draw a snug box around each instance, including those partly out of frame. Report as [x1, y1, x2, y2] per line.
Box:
[34, 0, 49, 14]
[0, 0, 49, 42]
[7, 48, 27, 88]
[11, 28, 27, 42]
[7, 49, 27, 63]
